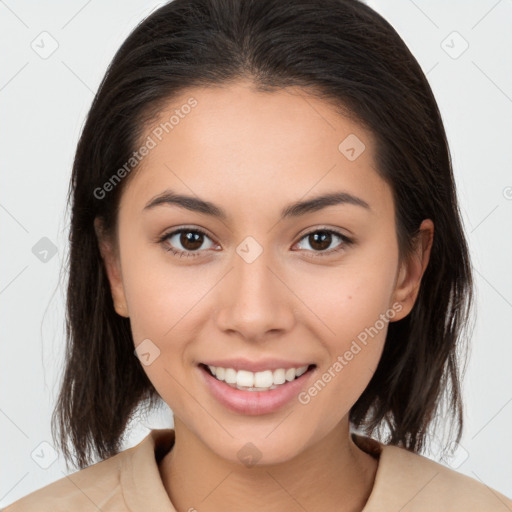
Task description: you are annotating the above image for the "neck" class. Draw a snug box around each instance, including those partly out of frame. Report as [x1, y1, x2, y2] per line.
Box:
[158, 416, 379, 512]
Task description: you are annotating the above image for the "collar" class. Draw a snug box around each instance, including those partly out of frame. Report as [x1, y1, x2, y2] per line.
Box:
[121, 428, 388, 511]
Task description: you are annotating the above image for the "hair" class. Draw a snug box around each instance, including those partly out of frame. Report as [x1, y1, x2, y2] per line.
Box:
[52, 0, 474, 470]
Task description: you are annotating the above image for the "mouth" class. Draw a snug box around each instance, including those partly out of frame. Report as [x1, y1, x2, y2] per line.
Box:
[198, 361, 318, 415]
[198, 362, 317, 392]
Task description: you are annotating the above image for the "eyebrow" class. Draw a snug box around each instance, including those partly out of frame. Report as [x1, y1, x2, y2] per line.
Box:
[143, 189, 371, 220]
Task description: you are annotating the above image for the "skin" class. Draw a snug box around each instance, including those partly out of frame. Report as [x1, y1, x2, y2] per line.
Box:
[96, 80, 433, 512]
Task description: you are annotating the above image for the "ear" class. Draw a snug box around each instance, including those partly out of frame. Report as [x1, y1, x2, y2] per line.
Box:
[390, 219, 434, 322]
[94, 217, 129, 318]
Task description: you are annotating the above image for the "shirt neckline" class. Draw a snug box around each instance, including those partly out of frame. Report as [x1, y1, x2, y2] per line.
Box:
[121, 428, 388, 512]
[351, 432, 386, 511]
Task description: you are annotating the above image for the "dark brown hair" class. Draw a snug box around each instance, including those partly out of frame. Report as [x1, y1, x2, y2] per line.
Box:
[52, 0, 474, 470]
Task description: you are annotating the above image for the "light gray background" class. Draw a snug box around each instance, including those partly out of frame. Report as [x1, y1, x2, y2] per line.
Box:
[1, 0, 511, 507]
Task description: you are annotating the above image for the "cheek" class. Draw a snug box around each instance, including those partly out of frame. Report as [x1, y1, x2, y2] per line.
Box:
[325, 276, 395, 356]
[293, 247, 398, 411]
[296, 248, 398, 348]
[120, 232, 210, 342]
[120, 247, 219, 401]
[295, 287, 392, 429]
[121, 257, 202, 411]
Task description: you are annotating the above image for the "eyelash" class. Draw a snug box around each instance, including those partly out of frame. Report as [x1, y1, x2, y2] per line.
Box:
[157, 226, 354, 259]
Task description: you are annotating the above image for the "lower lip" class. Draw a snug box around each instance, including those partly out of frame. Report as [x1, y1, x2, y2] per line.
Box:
[198, 364, 316, 415]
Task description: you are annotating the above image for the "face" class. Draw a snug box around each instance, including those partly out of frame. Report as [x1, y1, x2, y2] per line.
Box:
[97, 80, 433, 466]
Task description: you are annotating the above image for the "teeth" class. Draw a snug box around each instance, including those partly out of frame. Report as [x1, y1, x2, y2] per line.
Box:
[206, 364, 310, 391]
[224, 368, 237, 384]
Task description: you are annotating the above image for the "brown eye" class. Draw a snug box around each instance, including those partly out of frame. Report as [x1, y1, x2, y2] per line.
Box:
[295, 228, 353, 257]
[179, 231, 204, 251]
[159, 227, 217, 258]
[308, 231, 333, 251]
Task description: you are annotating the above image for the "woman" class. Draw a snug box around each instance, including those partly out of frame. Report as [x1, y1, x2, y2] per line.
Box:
[4, 0, 511, 510]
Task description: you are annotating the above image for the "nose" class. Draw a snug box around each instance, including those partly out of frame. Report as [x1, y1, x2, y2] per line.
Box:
[214, 245, 296, 342]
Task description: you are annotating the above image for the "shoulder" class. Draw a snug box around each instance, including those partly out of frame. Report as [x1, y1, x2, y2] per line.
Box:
[357, 435, 512, 511]
[2, 443, 132, 511]
[1, 429, 175, 512]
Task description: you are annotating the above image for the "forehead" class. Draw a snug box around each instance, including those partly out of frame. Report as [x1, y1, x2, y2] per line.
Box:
[120, 81, 393, 221]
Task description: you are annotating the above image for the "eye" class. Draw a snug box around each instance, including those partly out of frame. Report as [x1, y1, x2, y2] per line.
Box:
[158, 227, 218, 258]
[158, 226, 353, 259]
[294, 228, 353, 258]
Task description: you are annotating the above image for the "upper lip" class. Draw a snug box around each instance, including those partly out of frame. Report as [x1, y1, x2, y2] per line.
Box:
[200, 358, 315, 373]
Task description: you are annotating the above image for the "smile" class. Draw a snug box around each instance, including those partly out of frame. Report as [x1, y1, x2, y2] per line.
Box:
[204, 364, 313, 391]
[198, 363, 317, 415]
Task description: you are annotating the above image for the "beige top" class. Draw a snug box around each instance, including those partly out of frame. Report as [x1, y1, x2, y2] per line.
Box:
[3, 428, 512, 511]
